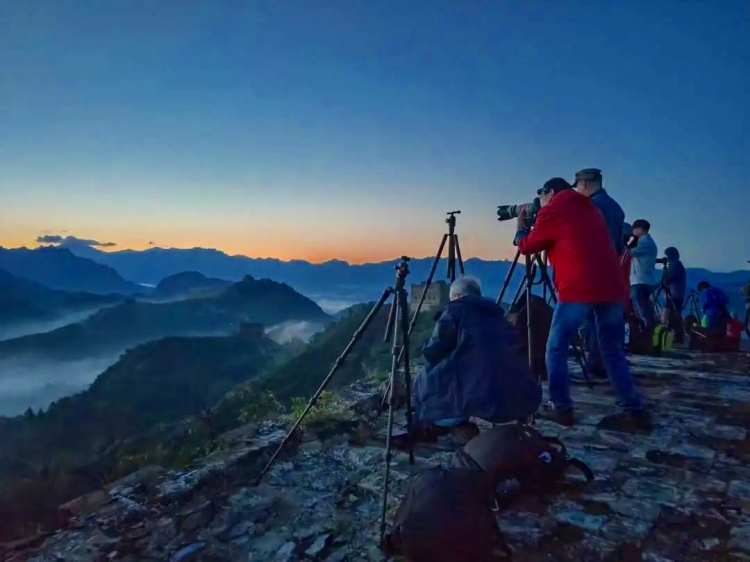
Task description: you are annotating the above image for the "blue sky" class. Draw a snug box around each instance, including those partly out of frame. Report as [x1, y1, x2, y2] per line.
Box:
[1, 1, 748, 270]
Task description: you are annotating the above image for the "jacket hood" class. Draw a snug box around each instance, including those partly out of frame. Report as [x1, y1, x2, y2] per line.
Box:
[664, 247, 680, 261]
[447, 294, 505, 316]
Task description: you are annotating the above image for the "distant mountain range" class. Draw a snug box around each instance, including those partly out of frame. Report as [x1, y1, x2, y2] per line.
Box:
[0, 275, 330, 362]
[0, 269, 121, 324]
[47, 243, 750, 310]
[2, 244, 748, 315]
[0, 269, 124, 341]
[0, 247, 141, 295]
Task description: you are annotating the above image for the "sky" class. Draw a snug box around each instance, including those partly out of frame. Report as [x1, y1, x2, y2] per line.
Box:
[1, 1, 748, 271]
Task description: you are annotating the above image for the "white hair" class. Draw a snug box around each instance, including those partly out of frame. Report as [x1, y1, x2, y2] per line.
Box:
[450, 276, 482, 299]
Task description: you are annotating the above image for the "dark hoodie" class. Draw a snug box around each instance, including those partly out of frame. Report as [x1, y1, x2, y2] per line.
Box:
[663, 247, 686, 301]
[412, 294, 542, 423]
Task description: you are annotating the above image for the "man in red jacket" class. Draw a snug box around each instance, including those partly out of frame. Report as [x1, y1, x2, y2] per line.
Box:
[514, 177, 649, 428]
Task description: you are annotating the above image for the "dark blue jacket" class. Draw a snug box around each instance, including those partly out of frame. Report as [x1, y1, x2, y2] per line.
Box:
[663, 248, 686, 301]
[412, 295, 542, 423]
[700, 287, 729, 318]
[591, 189, 625, 255]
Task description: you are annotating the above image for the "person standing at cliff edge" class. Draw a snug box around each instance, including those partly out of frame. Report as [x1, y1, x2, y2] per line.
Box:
[573, 168, 627, 379]
[514, 177, 651, 429]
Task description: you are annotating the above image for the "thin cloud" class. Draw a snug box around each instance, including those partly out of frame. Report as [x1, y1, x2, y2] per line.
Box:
[35, 234, 117, 248]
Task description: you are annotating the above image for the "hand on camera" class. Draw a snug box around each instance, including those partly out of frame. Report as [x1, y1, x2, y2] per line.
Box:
[516, 207, 527, 230]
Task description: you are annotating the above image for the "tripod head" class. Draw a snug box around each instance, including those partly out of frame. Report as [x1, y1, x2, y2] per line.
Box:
[394, 256, 411, 289]
[445, 210, 461, 228]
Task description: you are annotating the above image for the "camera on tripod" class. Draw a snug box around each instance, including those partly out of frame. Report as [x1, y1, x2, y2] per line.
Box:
[496, 197, 541, 228]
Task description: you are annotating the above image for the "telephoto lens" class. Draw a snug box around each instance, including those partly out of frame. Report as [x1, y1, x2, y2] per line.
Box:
[496, 203, 529, 222]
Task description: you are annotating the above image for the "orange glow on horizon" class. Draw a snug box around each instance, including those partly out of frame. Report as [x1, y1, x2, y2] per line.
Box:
[1, 226, 519, 265]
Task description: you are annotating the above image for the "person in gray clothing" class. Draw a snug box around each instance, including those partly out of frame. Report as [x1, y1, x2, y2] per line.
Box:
[574, 168, 627, 378]
[629, 219, 659, 332]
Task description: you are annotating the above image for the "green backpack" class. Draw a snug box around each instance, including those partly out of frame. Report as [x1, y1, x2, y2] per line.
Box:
[652, 324, 675, 355]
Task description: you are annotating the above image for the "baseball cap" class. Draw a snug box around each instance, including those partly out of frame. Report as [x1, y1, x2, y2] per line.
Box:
[572, 168, 603, 186]
[537, 177, 572, 195]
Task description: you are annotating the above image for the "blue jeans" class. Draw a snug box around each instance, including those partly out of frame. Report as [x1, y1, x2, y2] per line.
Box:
[631, 284, 657, 332]
[547, 302, 644, 413]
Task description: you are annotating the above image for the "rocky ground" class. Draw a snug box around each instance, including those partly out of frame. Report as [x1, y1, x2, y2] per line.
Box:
[4, 350, 750, 562]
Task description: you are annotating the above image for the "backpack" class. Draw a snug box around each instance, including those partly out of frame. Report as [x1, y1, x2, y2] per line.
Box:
[381, 466, 513, 562]
[626, 313, 653, 355]
[506, 295, 553, 381]
[450, 423, 594, 507]
[651, 325, 675, 355]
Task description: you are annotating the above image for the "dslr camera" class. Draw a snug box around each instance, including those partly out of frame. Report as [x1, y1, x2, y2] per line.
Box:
[656, 257, 668, 266]
[497, 197, 541, 228]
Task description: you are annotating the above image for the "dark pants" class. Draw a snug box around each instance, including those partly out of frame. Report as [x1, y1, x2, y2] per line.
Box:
[631, 284, 657, 333]
[666, 297, 684, 342]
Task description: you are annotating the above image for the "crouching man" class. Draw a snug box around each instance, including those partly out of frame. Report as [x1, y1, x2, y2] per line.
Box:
[411, 276, 542, 439]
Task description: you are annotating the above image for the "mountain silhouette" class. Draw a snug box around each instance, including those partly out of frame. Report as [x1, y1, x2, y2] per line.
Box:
[0, 276, 330, 362]
[0, 246, 142, 295]
[0, 268, 122, 325]
[52, 243, 750, 313]
[153, 271, 231, 298]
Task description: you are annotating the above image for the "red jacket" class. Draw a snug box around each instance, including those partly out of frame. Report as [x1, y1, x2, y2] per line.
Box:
[517, 190, 627, 304]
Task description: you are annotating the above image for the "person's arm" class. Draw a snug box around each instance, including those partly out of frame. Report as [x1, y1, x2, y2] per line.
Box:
[422, 308, 458, 365]
[629, 238, 652, 257]
[515, 206, 557, 255]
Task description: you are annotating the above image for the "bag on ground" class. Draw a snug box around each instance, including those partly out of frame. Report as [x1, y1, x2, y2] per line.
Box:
[651, 324, 675, 355]
[381, 466, 512, 562]
[450, 423, 594, 506]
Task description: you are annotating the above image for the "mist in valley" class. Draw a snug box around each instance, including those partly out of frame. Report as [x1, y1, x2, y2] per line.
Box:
[266, 320, 325, 344]
[0, 307, 111, 342]
[0, 355, 121, 417]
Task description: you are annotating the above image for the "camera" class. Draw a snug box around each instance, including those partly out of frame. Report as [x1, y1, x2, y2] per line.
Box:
[656, 257, 668, 266]
[497, 198, 541, 225]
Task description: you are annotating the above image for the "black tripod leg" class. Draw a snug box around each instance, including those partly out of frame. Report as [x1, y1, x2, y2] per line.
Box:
[496, 250, 521, 306]
[400, 289, 414, 464]
[407, 234, 446, 336]
[525, 255, 534, 372]
[256, 288, 393, 484]
[381, 236, 446, 407]
[454, 235, 465, 277]
[380, 286, 408, 543]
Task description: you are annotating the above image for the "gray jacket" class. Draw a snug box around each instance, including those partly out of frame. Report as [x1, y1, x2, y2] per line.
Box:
[630, 234, 659, 286]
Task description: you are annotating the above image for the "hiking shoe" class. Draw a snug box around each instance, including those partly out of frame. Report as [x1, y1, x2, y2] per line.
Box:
[630, 409, 654, 431]
[537, 402, 575, 427]
[597, 410, 653, 433]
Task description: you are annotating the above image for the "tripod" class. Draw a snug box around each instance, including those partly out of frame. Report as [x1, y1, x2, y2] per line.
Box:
[381, 211, 465, 408]
[497, 249, 591, 386]
[652, 264, 687, 337]
[254, 258, 415, 542]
